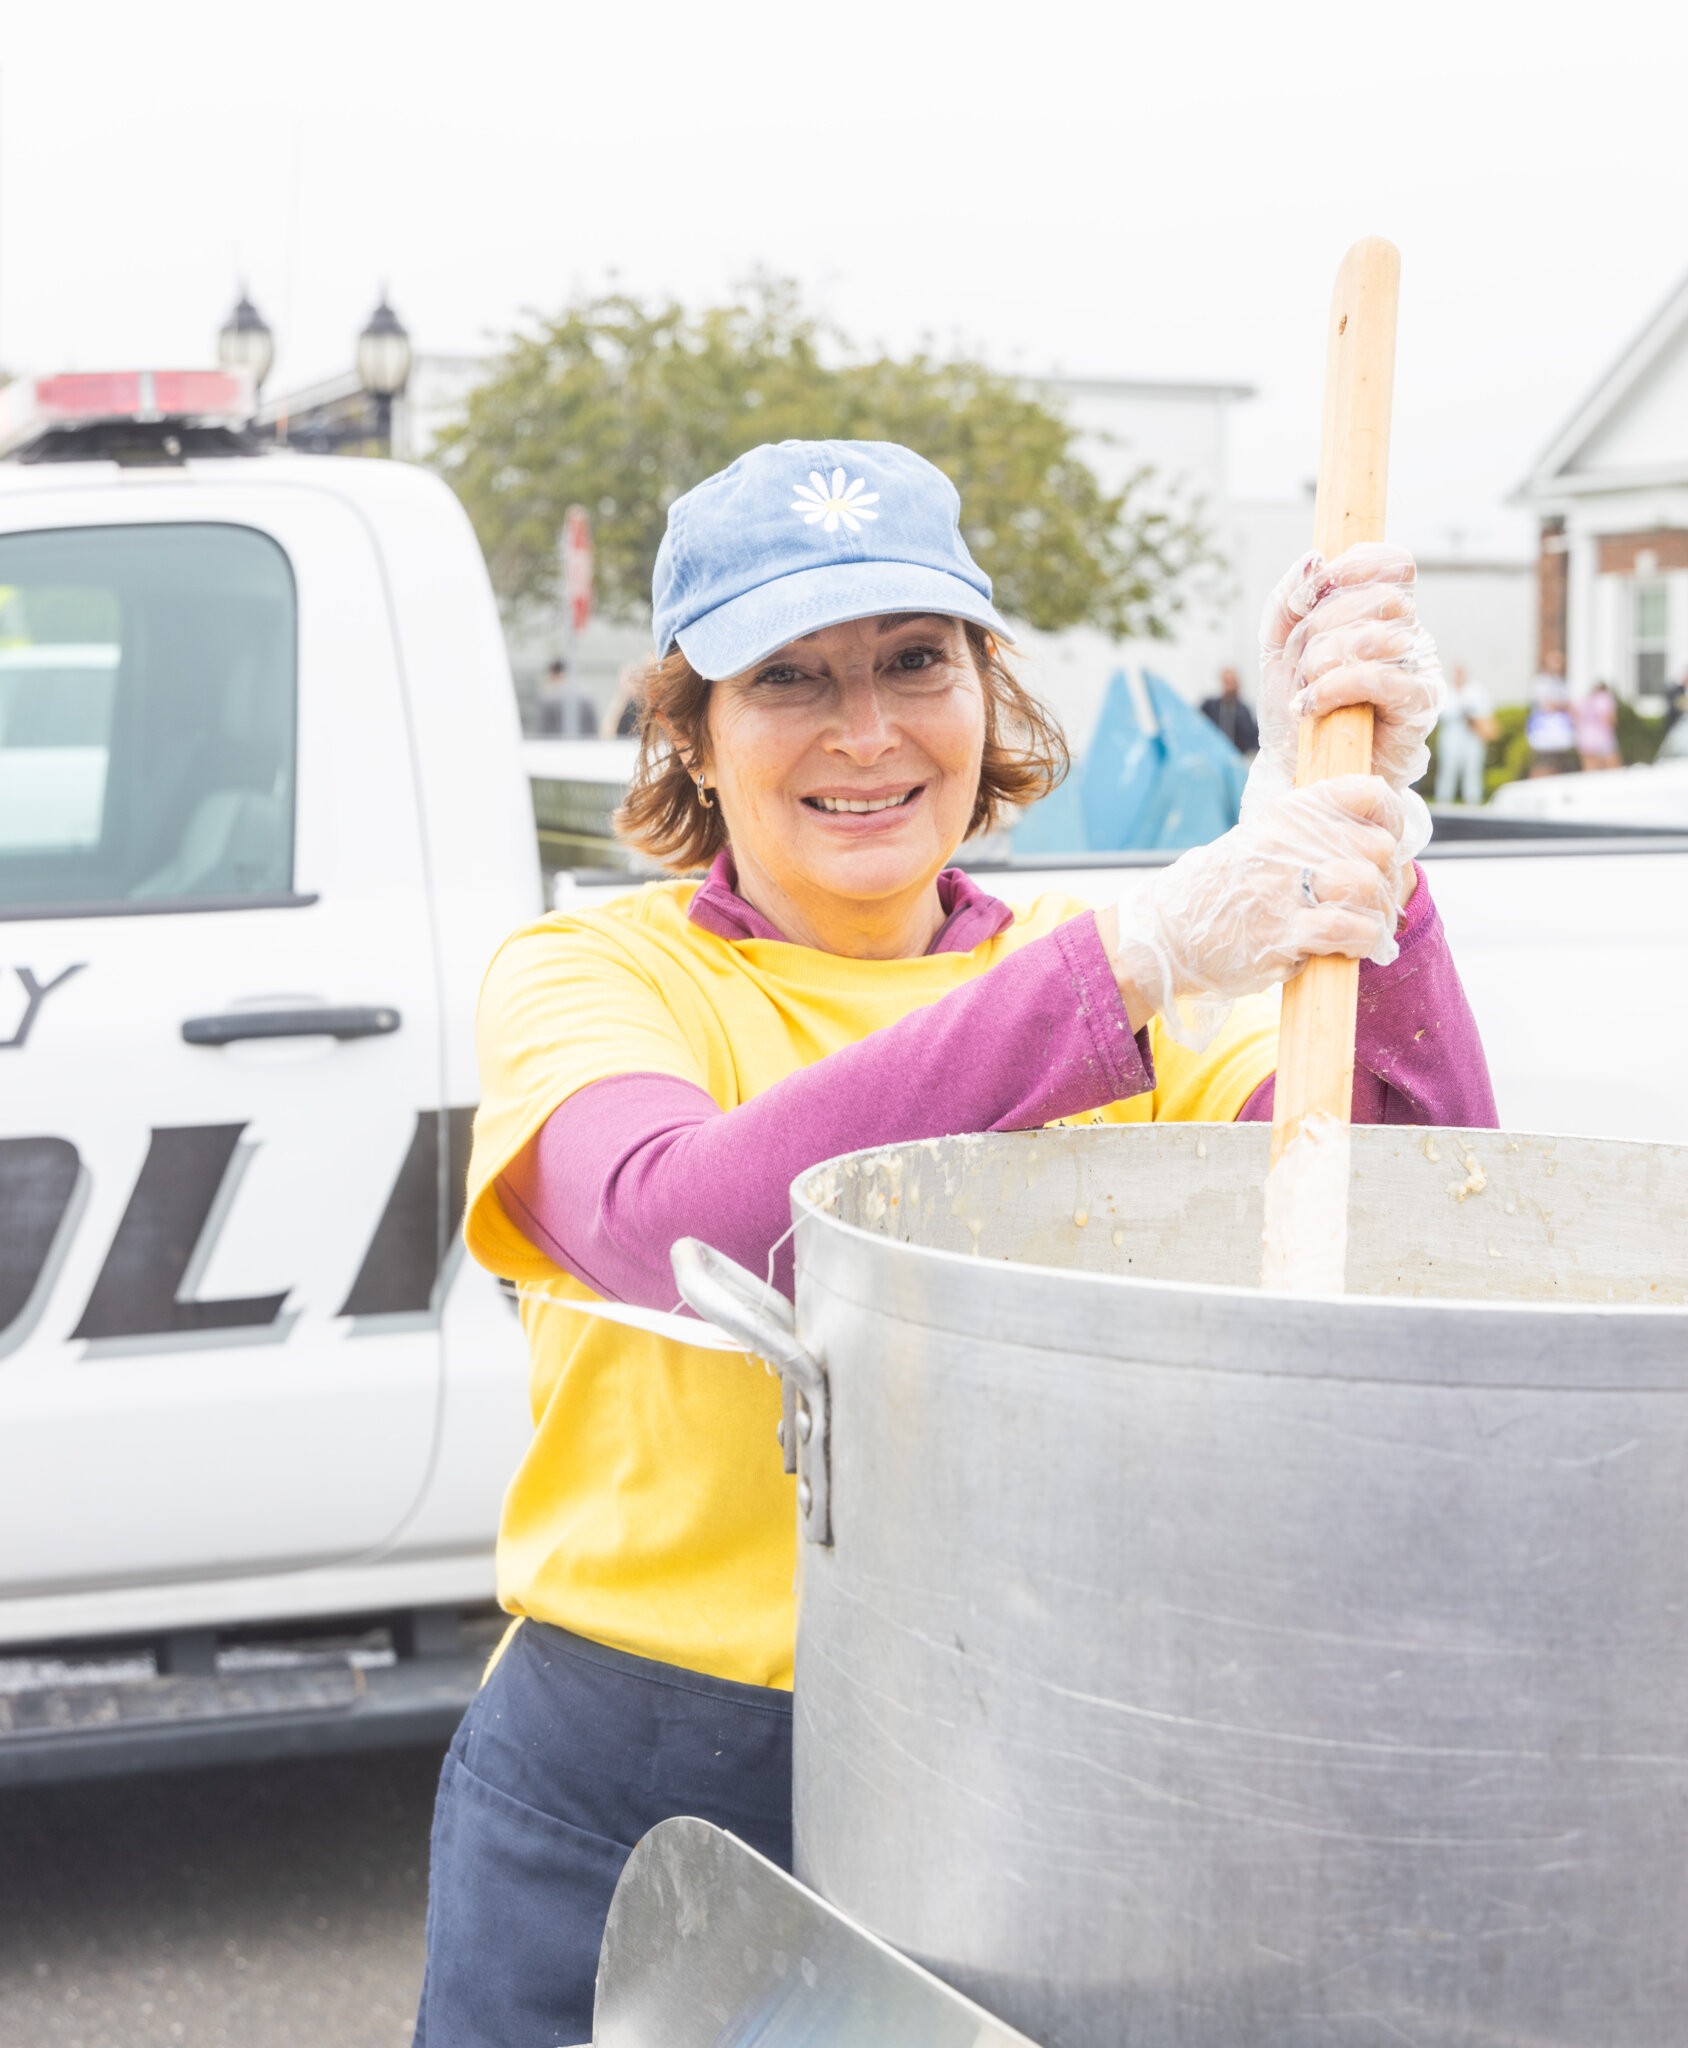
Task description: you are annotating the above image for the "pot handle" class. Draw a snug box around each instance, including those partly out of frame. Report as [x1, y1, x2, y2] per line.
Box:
[671, 1238, 831, 1545]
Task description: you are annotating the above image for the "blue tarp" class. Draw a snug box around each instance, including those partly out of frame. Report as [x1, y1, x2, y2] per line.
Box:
[1011, 669, 1249, 855]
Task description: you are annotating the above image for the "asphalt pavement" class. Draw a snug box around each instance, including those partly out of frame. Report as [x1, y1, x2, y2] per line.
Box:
[0, 1744, 445, 2047]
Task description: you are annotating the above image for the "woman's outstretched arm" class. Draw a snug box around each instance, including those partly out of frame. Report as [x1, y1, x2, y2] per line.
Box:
[499, 917, 1147, 1308]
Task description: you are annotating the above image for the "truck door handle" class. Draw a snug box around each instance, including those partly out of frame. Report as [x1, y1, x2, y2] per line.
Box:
[181, 1006, 402, 1047]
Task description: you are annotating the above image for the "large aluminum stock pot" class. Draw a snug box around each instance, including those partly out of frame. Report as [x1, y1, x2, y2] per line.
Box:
[674, 1123, 1688, 2048]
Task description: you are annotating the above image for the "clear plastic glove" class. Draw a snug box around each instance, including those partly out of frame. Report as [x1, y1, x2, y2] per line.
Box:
[1108, 777, 1407, 1048]
[1248, 543, 1444, 867]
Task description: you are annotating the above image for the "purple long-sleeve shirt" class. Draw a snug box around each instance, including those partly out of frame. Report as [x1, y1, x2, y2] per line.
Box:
[496, 853, 1497, 1309]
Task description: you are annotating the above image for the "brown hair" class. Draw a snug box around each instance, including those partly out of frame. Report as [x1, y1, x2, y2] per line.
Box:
[613, 622, 1069, 873]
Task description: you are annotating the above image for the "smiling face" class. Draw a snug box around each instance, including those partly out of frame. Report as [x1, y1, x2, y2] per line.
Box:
[699, 613, 988, 957]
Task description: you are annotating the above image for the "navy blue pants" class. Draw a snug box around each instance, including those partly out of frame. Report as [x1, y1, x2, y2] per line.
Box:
[412, 1620, 794, 2048]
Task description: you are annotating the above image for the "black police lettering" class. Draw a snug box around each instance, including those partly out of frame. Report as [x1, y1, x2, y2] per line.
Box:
[71, 1125, 289, 1342]
[0, 1137, 81, 1343]
[1, 965, 86, 1051]
[0, 1111, 477, 1350]
[338, 1108, 475, 1318]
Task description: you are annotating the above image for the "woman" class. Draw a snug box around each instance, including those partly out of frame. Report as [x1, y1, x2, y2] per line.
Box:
[414, 440, 1495, 2046]
[1574, 680, 1620, 773]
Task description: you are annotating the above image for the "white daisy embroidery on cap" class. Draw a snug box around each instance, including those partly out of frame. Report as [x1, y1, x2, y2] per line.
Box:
[791, 467, 880, 535]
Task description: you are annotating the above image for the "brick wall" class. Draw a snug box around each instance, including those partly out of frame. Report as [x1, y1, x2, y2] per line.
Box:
[1537, 518, 1567, 670]
[1596, 528, 1688, 574]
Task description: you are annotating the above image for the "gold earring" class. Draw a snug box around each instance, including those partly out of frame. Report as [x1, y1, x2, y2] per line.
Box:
[695, 771, 714, 809]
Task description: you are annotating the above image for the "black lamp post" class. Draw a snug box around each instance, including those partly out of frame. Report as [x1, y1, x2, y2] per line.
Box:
[356, 293, 413, 454]
[217, 287, 275, 393]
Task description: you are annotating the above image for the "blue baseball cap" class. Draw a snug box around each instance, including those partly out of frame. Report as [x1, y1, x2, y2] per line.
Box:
[651, 439, 1011, 679]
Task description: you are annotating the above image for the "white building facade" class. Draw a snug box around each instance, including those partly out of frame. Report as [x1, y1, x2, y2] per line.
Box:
[1516, 268, 1688, 707]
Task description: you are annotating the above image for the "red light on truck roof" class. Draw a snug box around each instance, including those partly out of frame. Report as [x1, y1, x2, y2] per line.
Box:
[34, 372, 147, 417]
[0, 368, 255, 459]
[152, 370, 252, 415]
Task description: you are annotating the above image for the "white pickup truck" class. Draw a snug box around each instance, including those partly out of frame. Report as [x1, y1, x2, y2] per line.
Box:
[3, 375, 1686, 1786]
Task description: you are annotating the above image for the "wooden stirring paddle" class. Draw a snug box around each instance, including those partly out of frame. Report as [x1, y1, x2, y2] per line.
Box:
[1260, 237, 1402, 1294]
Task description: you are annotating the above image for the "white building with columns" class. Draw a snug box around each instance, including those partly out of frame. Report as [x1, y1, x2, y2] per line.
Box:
[1515, 266, 1688, 707]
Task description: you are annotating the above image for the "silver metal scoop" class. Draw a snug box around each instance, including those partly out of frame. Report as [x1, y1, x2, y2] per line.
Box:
[593, 1816, 1041, 2047]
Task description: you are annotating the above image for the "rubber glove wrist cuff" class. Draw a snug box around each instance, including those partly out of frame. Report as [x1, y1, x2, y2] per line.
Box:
[1110, 901, 1234, 1054]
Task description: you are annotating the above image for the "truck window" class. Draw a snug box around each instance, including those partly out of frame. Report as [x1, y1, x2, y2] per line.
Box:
[0, 523, 296, 913]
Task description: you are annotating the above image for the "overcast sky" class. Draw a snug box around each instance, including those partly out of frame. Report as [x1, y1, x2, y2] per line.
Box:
[3, 1, 1684, 558]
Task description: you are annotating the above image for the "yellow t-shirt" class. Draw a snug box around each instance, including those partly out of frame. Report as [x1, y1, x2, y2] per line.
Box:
[464, 878, 1276, 1690]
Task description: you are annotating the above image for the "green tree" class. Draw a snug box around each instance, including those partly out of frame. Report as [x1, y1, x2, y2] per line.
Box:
[432, 278, 1219, 639]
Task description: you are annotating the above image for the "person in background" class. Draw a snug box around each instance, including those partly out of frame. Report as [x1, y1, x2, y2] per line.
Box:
[1200, 665, 1260, 756]
[1574, 679, 1621, 772]
[1434, 663, 1497, 806]
[535, 657, 598, 738]
[1526, 651, 1578, 776]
